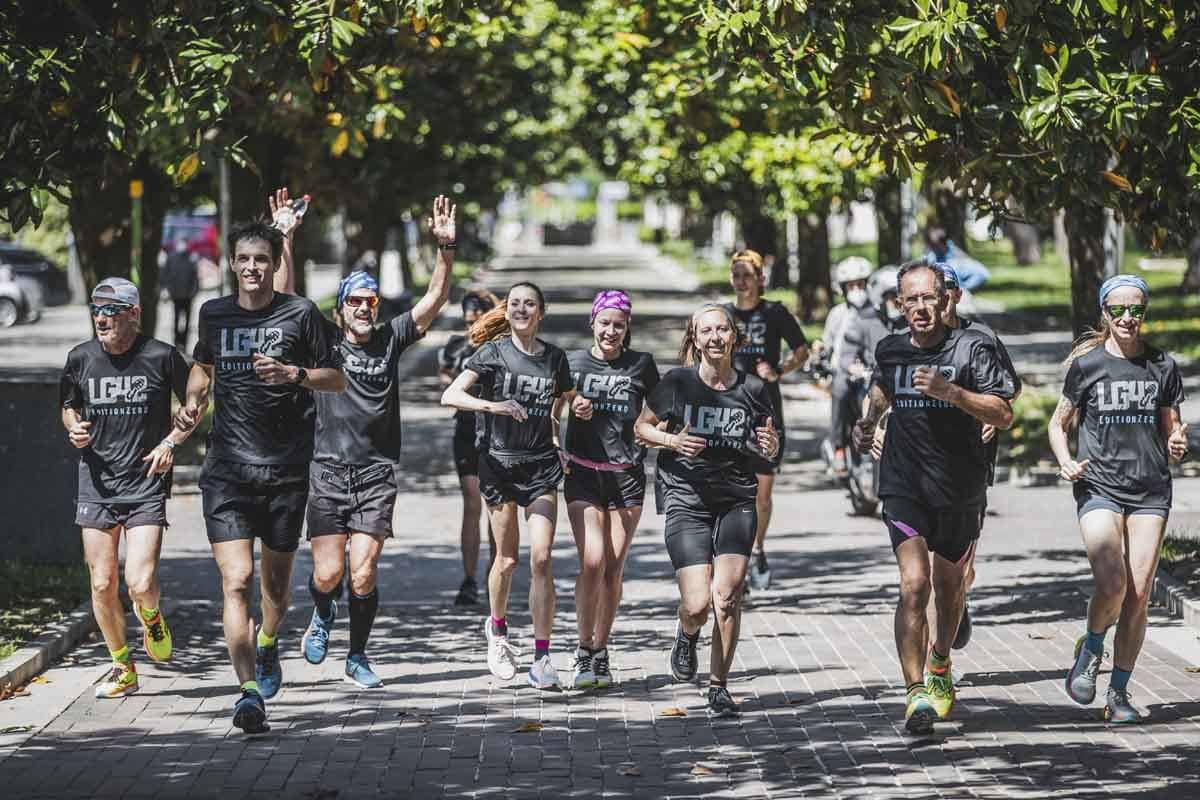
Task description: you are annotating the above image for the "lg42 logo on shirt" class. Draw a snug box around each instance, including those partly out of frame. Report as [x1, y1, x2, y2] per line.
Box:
[219, 328, 285, 357]
[1095, 380, 1158, 411]
[343, 353, 388, 377]
[501, 374, 555, 404]
[682, 403, 747, 442]
[578, 373, 632, 401]
[88, 375, 149, 404]
[894, 365, 957, 395]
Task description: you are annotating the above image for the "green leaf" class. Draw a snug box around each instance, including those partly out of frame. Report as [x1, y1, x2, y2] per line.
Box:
[1098, 0, 1118, 15]
[1034, 64, 1056, 93]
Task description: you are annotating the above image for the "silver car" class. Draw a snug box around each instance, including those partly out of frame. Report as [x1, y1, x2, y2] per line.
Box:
[0, 264, 43, 327]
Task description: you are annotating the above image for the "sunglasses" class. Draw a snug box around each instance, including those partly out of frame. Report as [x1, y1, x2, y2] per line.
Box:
[344, 295, 379, 309]
[1104, 303, 1146, 320]
[90, 303, 131, 317]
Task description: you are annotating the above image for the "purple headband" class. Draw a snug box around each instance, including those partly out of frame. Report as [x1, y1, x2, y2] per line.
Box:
[591, 290, 632, 323]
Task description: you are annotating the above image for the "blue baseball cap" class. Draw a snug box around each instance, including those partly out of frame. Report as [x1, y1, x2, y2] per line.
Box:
[939, 264, 961, 288]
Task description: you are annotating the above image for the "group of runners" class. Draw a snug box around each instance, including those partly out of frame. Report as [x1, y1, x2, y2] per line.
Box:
[60, 192, 1188, 733]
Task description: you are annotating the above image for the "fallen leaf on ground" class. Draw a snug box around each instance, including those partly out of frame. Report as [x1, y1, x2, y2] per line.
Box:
[512, 721, 544, 733]
[1027, 632, 1052, 640]
[691, 763, 715, 776]
[29, 676, 50, 685]
[659, 706, 687, 717]
[0, 725, 33, 734]
[616, 765, 641, 776]
[1184, 666, 1200, 673]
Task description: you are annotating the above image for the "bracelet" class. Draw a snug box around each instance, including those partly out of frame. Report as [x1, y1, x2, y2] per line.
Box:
[160, 439, 177, 450]
[438, 242, 457, 250]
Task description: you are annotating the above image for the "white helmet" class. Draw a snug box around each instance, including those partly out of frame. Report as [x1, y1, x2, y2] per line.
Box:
[834, 256, 873, 287]
[867, 266, 899, 308]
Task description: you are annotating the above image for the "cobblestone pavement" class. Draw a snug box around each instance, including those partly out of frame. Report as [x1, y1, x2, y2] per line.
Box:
[3, 248, 1200, 798]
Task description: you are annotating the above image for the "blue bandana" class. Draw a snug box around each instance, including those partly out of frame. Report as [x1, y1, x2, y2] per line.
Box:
[1098, 275, 1149, 308]
[337, 270, 379, 308]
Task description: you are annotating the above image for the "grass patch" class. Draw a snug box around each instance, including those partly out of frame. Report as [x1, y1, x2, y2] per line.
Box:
[0, 561, 90, 662]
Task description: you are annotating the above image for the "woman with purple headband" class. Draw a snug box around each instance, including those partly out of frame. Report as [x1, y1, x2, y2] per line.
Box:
[1051, 274, 1188, 724]
[554, 290, 660, 689]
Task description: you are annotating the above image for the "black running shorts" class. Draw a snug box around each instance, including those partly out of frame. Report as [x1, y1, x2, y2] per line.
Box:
[478, 451, 563, 508]
[199, 458, 308, 553]
[564, 462, 646, 510]
[664, 502, 757, 571]
[306, 461, 397, 538]
[453, 413, 480, 478]
[882, 496, 981, 564]
[75, 497, 167, 531]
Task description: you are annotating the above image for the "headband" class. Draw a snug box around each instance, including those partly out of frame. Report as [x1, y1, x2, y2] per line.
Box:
[1099, 275, 1149, 308]
[337, 270, 379, 308]
[591, 290, 632, 323]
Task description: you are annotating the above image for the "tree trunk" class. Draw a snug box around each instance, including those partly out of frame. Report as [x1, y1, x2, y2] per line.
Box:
[923, 180, 967, 253]
[1180, 233, 1200, 292]
[740, 208, 783, 286]
[795, 211, 832, 322]
[396, 218, 414, 291]
[1064, 204, 1107, 338]
[875, 176, 903, 266]
[1005, 220, 1041, 265]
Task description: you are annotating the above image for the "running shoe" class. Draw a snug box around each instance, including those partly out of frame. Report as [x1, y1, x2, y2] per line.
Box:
[571, 647, 596, 689]
[301, 604, 337, 665]
[747, 550, 772, 591]
[94, 661, 138, 699]
[1103, 687, 1141, 724]
[138, 606, 172, 663]
[455, 578, 479, 606]
[952, 603, 971, 650]
[925, 668, 956, 719]
[592, 648, 612, 688]
[1065, 636, 1102, 705]
[669, 622, 698, 683]
[484, 617, 518, 681]
[528, 654, 561, 690]
[344, 653, 383, 689]
[707, 685, 739, 717]
[232, 688, 269, 734]
[904, 687, 936, 735]
[255, 637, 283, 699]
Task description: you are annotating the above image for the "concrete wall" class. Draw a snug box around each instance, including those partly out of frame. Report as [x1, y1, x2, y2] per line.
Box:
[0, 367, 81, 563]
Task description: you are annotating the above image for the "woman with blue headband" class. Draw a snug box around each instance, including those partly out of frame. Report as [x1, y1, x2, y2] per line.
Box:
[1049, 274, 1189, 724]
[301, 195, 457, 690]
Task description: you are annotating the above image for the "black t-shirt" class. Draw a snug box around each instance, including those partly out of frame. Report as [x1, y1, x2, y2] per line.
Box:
[193, 292, 340, 465]
[960, 317, 1022, 397]
[564, 348, 660, 466]
[313, 313, 423, 466]
[60, 336, 189, 503]
[647, 367, 776, 510]
[465, 337, 573, 461]
[725, 300, 807, 373]
[873, 327, 1016, 509]
[1063, 345, 1183, 508]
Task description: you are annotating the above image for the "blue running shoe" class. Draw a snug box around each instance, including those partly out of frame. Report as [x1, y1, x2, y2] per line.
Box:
[344, 653, 382, 689]
[301, 604, 336, 665]
[256, 640, 283, 699]
[232, 689, 269, 734]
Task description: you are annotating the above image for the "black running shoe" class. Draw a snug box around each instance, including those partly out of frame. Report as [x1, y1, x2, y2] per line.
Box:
[953, 603, 972, 650]
[454, 577, 479, 606]
[707, 685, 739, 717]
[669, 622, 698, 682]
[232, 689, 269, 734]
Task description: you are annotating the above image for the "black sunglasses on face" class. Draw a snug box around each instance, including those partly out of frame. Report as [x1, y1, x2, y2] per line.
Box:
[90, 303, 131, 318]
[1104, 303, 1146, 320]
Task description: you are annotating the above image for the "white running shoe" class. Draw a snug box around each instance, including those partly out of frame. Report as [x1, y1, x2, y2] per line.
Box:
[484, 617, 519, 681]
[571, 647, 596, 689]
[528, 654, 561, 690]
[592, 647, 612, 688]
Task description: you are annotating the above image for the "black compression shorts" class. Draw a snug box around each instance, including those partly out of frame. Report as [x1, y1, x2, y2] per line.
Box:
[306, 461, 398, 538]
[200, 458, 307, 553]
[478, 451, 563, 508]
[75, 497, 168, 531]
[453, 413, 480, 478]
[664, 502, 757, 571]
[882, 496, 980, 564]
[564, 462, 646, 509]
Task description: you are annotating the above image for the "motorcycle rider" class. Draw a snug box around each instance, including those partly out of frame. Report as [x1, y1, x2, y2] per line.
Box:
[817, 256, 875, 474]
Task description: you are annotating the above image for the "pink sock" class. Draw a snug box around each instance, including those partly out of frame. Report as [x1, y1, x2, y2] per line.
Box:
[490, 616, 507, 635]
[535, 639, 550, 657]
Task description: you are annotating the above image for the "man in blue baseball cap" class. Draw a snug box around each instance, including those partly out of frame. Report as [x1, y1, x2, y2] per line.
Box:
[300, 194, 459, 690]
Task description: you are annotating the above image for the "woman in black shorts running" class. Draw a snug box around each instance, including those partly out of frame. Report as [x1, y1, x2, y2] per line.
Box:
[555, 290, 660, 690]
[635, 303, 779, 716]
[439, 290, 499, 606]
[1051, 275, 1188, 724]
[441, 282, 592, 690]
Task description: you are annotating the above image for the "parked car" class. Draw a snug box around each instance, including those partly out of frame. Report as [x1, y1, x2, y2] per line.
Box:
[162, 211, 219, 263]
[0, 242, 71, 306]
[0, 265, 43, 328]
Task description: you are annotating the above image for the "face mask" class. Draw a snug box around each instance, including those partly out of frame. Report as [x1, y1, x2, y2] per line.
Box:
[886, 304, 904, 322]
[846, 288, 868, 308]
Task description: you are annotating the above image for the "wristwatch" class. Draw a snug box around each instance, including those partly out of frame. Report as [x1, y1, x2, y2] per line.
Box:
[294, 367, 308, 385]
[438, 241, 457, 250]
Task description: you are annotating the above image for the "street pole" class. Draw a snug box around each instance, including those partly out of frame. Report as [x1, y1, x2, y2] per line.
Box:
[129, 179, 144, 286]
[219, 157, 232, 294]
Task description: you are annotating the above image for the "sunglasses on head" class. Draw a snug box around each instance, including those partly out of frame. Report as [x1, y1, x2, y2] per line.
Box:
[343, 294, 379, 309]
[1104, 303, 1146, 320]
[90, 303, 130, 317]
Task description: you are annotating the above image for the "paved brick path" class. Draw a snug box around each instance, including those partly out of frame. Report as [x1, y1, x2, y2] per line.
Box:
[3, 249, 1200, 798]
